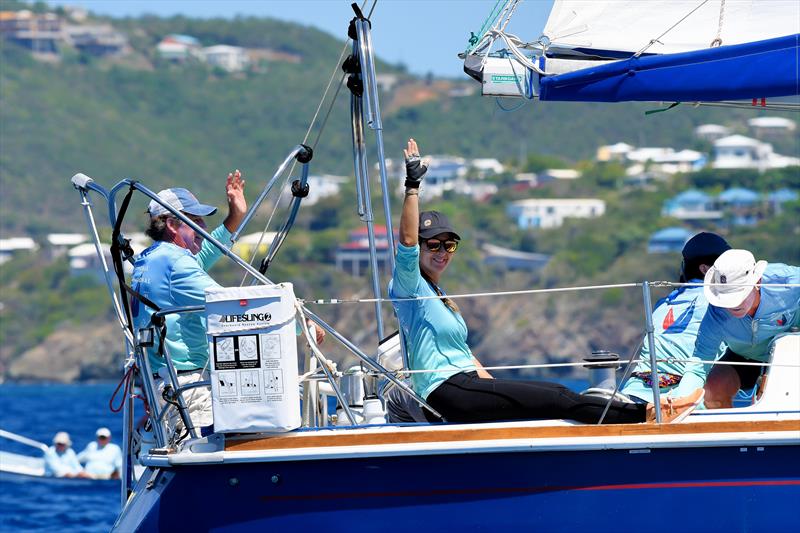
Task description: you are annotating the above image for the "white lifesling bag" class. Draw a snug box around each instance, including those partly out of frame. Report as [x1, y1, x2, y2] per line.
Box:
[204, 283, 301, 433]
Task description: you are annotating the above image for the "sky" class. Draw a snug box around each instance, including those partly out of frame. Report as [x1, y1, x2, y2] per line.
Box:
[48, 0, 554, 78]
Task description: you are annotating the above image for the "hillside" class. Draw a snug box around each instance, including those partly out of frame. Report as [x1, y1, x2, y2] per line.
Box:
[2, 11, 796, 236]
[0, 10, 798, 382]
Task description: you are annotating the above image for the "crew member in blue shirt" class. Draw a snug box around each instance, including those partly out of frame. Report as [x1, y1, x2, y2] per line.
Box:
[700, 249, 800, 408]
[43, 431, 86, 478]
[131, 170, 248, 431]
[389, 139, 703, 424]
[621, 232, 730, 403]
[77, 427, 123, 479]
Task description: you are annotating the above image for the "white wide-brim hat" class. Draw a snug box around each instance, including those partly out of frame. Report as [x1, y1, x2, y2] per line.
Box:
[704, 249, 768, 308]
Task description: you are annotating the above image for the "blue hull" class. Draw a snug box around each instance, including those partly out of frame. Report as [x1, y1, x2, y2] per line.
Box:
[122, 444, 799, 532]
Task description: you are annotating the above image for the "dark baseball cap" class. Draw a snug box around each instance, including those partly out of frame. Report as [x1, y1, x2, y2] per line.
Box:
[682, 232, 731, 260]
[419, 211, 461, 240]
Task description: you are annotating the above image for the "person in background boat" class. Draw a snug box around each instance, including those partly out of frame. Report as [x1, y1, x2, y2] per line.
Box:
[43, 432, 87, 478]
[621, 232, 731, 404]
[698, 249, 800, 409]
[76, 427, 123, 480]
[389, 139, 703, 425]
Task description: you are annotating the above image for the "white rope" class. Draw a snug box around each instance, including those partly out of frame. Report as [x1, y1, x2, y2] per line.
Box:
[370, 357, 800, 376]
[634, 0, 710, 57]
[710, 0, 726, 47]
[302, 282, 641, 305]
[302, 281, 799, 306]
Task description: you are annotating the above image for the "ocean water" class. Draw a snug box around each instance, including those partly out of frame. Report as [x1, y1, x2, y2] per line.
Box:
[0, 383, 122, 532]
[0, 378, 594, 532]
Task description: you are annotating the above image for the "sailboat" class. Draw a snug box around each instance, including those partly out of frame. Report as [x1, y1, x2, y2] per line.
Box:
[463, 0, 799, 109]
[68, 2, 799, 531]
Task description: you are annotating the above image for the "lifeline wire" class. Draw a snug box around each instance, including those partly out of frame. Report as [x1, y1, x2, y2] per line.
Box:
[302, 281, 800, 306]
[634, 0, 710, 57]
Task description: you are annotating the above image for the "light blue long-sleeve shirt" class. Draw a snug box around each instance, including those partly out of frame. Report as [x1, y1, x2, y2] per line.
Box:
[622, 280, 725, 402]
[389, 243, 476, 399]
[77, 441, 123, 478]
[43, 447, 83, 477]
[131, 225, 231, 371]
[692, 263, 800, 362]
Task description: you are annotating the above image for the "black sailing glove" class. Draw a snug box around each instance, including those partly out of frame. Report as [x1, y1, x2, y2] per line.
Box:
[405, 154, 427, 189]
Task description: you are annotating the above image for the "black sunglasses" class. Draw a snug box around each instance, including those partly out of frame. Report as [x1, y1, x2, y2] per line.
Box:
[422, 239, 459, 253]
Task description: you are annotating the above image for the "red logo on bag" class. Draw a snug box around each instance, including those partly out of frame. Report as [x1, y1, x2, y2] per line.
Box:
[662, 308, 675, 330]
[239, 299, 248, 307]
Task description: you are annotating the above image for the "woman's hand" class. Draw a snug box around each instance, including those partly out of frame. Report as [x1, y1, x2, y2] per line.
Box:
[403, 138, 427, 187]
[399, 138, 422, 246]
[223, 169, 247, 232]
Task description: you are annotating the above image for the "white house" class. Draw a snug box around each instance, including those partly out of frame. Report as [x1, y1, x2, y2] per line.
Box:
[747, 116, 796, 136]
[712, 135, 800, 172]
[46, 233, 87, 257]
[694, 124, 730, 142]
[471, 158, 504, 177]
[303, 174, 349, 206]
[201, 45, 250, 72]
[0, 237, 37, 265]
[156, 34, 201, 62]
[507, 198, 606, 229]
[596, 142, 634, 162]
[539, 168, 581, 181]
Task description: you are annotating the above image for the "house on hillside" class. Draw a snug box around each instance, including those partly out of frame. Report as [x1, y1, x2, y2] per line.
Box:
[694, 124, 730, 142]
[201, 45, 249, 72]
[648, 227, 693, 254]
[303, 175, 349, 206]
[507, 198, 605, 229]
[157, 34, 201, 62]
[0, 237, 37, 265]
[64, 24, 128, 56]
[46, 233, 87, 258]
[718, 187, 761, 226]
[596, 142, 633, 162]
[335, 226, 395, 277]
[232, 232, 276, 260]
[471, 158, 504, 178]
[662, 190, 722, 222]
[625, 147, 706, 175]
[712, 135, 800, 172]
[747, 116, 796, 137]
[767, 188, 799, 214]
[375, 73, 398, 92]
[538, 169, 581, 183]
[482, 243, 550, 272]
[0, 10, 61, 55]
[419, 155, 468, 197]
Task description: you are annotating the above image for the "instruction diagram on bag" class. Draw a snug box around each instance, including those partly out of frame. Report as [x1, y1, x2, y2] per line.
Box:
[260, 334, 281, 359]
[213, 335, 262, 370]
[240, 370, 260, 396]
[217, 371, 238, 397]
[263, 370, 284, 394]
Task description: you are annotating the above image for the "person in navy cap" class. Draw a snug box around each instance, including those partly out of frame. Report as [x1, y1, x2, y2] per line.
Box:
[621, 232, 731, 404]
[388, 139, 703, 425]
[131, 171, 247, 433]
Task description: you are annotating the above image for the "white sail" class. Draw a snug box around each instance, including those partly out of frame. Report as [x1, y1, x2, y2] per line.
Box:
[543, 0, 800, 57]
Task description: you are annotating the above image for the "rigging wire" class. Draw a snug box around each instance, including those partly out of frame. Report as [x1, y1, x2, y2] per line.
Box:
[634, 0, 710, 57]
[240, 0, 375, 285]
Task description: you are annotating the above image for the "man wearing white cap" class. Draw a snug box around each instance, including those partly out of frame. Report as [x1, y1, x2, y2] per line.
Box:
[77, 427, 123, 479]
[43, 432, 86, 478]
[699, 249, 800, 408]
[131, 170, 247, 432]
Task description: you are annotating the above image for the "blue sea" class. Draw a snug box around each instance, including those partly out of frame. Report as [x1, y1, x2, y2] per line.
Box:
[0, 383, 122, 532]
[0, 377, 593, 532]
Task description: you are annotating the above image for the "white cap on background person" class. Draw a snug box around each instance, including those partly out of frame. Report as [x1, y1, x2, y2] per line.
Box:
[96, 427, 111, 439]
[704, 249, 768, 308]
[53, 431, 72, 446]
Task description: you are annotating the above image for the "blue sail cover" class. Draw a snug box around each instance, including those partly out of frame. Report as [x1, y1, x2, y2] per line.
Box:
[539, 34, 799, 103]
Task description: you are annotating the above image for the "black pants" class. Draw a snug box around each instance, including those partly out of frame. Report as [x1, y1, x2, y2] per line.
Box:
[426, 372, 647, 424]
